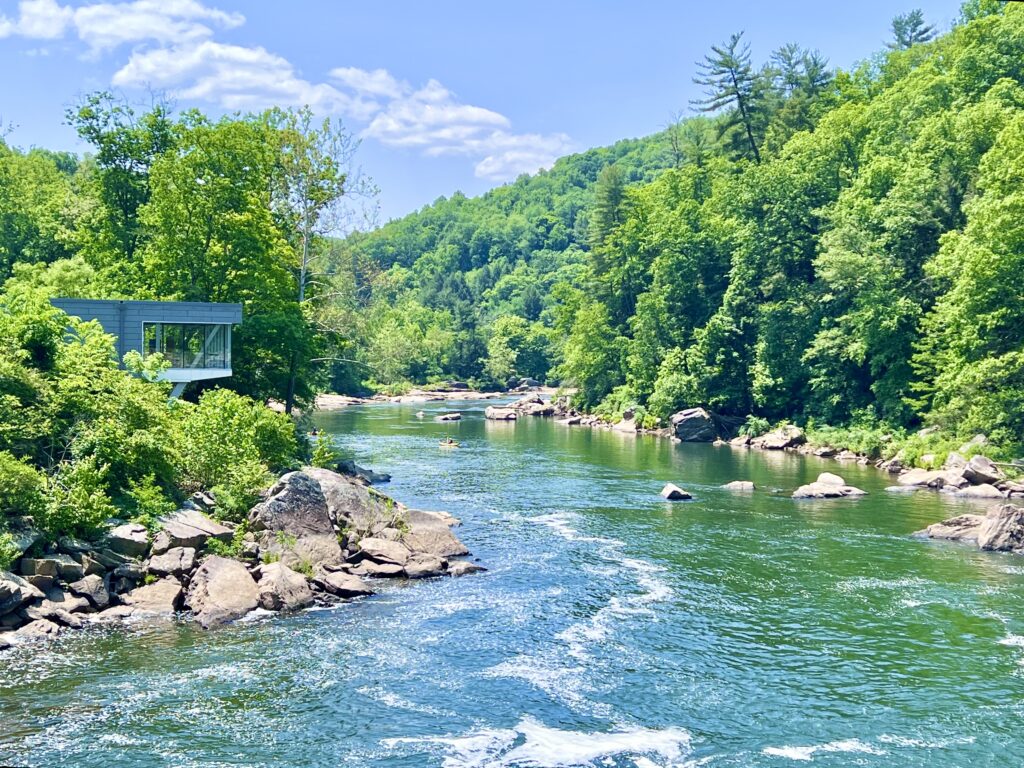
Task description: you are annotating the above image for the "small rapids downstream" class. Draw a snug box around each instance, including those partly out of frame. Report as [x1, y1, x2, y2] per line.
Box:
[2, 400, 1024, 767]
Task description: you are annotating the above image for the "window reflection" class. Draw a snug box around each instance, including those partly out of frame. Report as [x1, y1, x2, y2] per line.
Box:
[142, 323, 231, 368]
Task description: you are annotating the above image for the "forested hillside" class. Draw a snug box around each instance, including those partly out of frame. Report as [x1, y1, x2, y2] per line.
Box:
[336, 0, 1024, 458]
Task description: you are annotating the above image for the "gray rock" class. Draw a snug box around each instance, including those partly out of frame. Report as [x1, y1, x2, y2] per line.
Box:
[358, 537, 411, 566]
[312, 566, 373, 598]
[448, 560, 487, 577]
[400, 509, 470, 558]
[19, 558, 59, 578]
[353, 560, 404, 578]
[404, 553, 448, 579]
[963, 455, 1004, 486]
[147, 547, 197, 577]
[793, 474, 867, 499]
[11, 619, 60, 643]
[670, 407, 717, 442]
[123, 578, 183, 615]
[943, 452, 968, 471]
[67, 574, 110, 610]
[977, 505, 1024, 552]
[485, 406, 518, 421]
[722, 481, 755, 491]
[435, 412, 462, 421]
[90, 605, 137, 622]
[256, 562, 314, 612]
[660, 483, 692, 501]
[730, 435, 752, 448]
[955, 484, 1005, 499]
[186, 556, 259, 627]
[336, 459, 391, 485]
[105, 523, 150, 558]
[751, 425, 806, 450]
[40, 587, 90, 614]
[0, 571, 45, 616]
[917, 514, 986, 543]
[304, 467, 394, 535]
[898, 468, 947, 487]
[249, 472, 343, 569]
[154, 508, 233, 554]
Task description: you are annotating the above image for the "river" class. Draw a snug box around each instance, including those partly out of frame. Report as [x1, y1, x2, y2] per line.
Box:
[2, 399, 1024, 767]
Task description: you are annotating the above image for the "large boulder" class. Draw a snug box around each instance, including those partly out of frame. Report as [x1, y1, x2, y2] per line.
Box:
[670, 408, 717, 442]
[751, 425, 805, 450]
[977, 505, 1024, 552]
[185, 556, 259, 627]
[400, 509, 470, 558]
[304, 467, 394, 535]
[153, 508, 233, 554]
[67, 574, 110, 610]
[485, 406, 518, 421]
[105, 523, 150, 558]
[122, 578, 183, 615]
[898, 468, 948, 488]
[0, 571, 45, 616]
[917, 514, 985, 543]
[312, 566, 373, 598]
[249, 472, 343, 569]
[962, 455, 1004, 486]
[793, 473, 867, 499]
[147, 547, 197, 577]
[955, 484, 1005, 499]
[404, 553, 448, 579]
[256, 562, 314, 612]
[357, 537, 411, 566]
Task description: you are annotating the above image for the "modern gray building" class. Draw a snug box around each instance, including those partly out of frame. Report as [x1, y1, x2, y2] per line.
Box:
[50, 299, 243, 398]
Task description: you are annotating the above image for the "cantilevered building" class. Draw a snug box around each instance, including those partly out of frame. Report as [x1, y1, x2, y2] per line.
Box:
[50, 299, 243, 398]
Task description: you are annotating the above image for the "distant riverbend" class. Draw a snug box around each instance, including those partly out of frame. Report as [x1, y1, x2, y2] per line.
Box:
[2, 399, 1024, 767]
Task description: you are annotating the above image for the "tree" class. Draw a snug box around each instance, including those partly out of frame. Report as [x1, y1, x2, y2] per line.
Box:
[588, 164, 628, 250]
[888, 9, 938, 50]
[692, 32, 764, 163]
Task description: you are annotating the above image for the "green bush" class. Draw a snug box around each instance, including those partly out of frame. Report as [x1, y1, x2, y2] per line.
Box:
[210, 459, 273, 523]
[125, 474, 177, 532]
[41, 458, 117, 540]
[177, 388, 298, 493]
[0, 532, 21, 571]
[738, 415, 771, 437]
[0, 450, 46, 521]
[310, 433, 339, 468]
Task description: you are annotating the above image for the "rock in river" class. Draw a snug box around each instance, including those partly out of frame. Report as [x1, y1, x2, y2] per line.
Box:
[312, 566, 374, 598]
[792, 473, 867, 499]
[722, 480, 755, 492]
[485, 406, 518, 421]
[977, 504, 1024, 552]
[185, 556, 259, 628]
[917, 514, 986, 543]
[249, 471, 344, 568]
[256, 562, 314, 612]
[121, 578, 183, 615]
[661, 483, 692, 501]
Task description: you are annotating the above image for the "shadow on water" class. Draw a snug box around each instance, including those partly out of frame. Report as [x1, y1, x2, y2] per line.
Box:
[3, 400, 1024, 767]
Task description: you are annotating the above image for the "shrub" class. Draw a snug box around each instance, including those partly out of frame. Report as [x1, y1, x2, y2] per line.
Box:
[125, 474, 177, 532]
[0, 450, 46, 521]
[210, 459, 273, 523]
[310, 432, 339, 468]
[738, 415, 771, 437]
[41, 458, 117, 540]
[0, 532, 21, 571]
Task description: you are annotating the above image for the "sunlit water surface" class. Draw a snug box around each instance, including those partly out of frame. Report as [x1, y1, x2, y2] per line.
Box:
[2, 400, 1024, 767]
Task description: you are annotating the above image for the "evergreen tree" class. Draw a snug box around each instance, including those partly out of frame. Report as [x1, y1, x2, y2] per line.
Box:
[692, 32, 764, 162]
[888, 9, 938, 50]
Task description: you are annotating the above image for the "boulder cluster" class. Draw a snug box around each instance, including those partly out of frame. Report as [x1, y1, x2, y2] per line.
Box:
[485, 393, 557, 421]
[0, 468, 482, 649]
[918, 504, 1024, 554]
[888, 453, 1023, 500]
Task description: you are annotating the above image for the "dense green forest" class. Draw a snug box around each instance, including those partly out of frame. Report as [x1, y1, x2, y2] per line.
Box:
[334, 0, 1023, 458]
[1, 1, 1022, 559]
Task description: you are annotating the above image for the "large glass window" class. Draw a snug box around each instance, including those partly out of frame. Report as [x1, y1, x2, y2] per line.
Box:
[143, 323, 231, 369]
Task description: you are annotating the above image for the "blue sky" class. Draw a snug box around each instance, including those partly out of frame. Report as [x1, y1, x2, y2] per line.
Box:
[1, 0, 965, 223]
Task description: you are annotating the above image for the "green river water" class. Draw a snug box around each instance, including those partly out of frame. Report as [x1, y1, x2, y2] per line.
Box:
[1, 399, 1023, 766]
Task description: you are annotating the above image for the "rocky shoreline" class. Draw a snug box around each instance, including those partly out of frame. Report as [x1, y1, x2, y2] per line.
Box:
[0, 467, 483, 650]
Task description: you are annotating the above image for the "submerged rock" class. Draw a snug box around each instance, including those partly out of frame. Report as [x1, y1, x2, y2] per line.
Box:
[435, 412, 462, 422]
[722, 480, 755, 492]
[660, 483, 692, 501]
[186, 556, 259, 628]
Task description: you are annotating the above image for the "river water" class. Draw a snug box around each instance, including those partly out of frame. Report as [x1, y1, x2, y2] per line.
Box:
[2, 400, 1024, 767]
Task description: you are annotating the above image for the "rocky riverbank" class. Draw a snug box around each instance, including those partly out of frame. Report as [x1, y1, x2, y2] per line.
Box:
[0, 467, 483, 649]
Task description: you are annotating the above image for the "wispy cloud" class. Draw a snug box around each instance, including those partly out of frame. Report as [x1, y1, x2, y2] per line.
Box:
[2, 0, 573, 181]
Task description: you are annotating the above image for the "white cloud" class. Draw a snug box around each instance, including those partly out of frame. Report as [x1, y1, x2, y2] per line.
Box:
[112, 41, 380, 118]
[1, 0, 73, 39]
[73, 0, 244, 52]
[3, 0, 574, 183]
[329, 67, 404, 99]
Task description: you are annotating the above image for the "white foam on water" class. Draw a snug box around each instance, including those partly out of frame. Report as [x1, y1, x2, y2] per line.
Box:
[483, 654, 611, 717]
[357, 684, 451, 716]
[387, 716, 691, 768]
[878, 734, 975, 748]
[238, 607, 276, 623]
[532, 512, 623, 546]
[999, 634, 1024, 647]
[762, 739, 885, 761]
